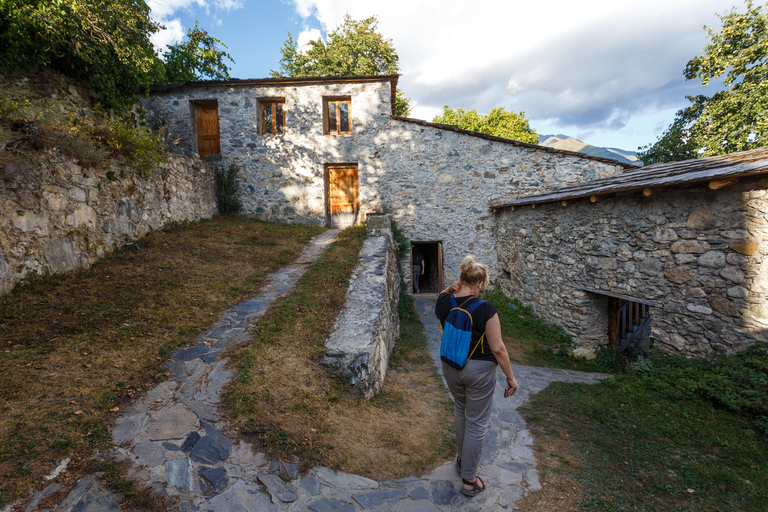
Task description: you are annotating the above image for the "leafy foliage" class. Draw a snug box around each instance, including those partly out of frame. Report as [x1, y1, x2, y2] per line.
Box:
[271, 15, 412, 117]
[639, 1, 768, 161]
[160, 21, 234, 83]
[390, 219, 410, 259]
[215, 163, 243, 215]
[0, 0, 161, 110]
[432, 105, 539, 144]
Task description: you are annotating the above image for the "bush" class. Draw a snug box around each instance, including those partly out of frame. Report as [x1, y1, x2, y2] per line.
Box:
[215, 163, 243, 215]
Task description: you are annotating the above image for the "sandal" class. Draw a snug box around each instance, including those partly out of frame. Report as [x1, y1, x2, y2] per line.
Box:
[462, 476, 486, 497]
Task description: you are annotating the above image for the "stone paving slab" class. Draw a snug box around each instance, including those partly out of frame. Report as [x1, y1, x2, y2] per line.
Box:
[32, 241, 610, 512]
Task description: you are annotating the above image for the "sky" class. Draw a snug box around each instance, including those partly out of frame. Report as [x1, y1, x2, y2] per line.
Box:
[145, 0, 741, 152]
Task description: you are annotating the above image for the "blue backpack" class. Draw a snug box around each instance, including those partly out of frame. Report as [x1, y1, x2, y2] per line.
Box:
[440, 296, 485, 370]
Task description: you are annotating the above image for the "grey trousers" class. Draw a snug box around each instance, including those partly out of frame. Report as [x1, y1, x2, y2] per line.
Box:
[441, 359, 497, 481]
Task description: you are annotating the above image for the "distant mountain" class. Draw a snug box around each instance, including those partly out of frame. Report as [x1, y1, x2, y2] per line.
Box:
[538, 134, 641, 166]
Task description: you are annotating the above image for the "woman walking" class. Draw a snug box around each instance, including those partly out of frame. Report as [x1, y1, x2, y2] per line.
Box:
[435, 256, 518, 497]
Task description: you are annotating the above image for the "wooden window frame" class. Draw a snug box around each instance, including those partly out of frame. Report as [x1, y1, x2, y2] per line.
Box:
[323, 96, 352, 135]
[260, 98, 286, 135]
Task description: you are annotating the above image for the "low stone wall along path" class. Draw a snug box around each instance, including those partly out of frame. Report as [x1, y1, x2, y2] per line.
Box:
[29, 239, 608, 511]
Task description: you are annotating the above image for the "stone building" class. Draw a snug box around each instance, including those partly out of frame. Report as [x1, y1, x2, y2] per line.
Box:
[144, 75, 628, 293]
[490, 148, 768, 357]
[144, 75, 768, 357]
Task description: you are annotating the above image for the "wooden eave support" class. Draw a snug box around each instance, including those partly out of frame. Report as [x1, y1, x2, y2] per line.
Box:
[590, 195, 598, 203]
[642, 187, 652, 197]
[709, 178, 738, 190]
[561, 200, 568, 207]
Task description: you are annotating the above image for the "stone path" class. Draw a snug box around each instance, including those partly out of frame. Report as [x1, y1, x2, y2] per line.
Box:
[24, 243, 608, 511]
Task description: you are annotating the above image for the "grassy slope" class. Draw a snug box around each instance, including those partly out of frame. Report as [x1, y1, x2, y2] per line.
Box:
[0, 217, 323, 504]
[224, 229, 455, 480]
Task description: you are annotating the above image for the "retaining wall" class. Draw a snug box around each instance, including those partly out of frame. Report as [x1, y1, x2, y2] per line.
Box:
[0, 152, 216, 295]
[322, 215, 401, 399]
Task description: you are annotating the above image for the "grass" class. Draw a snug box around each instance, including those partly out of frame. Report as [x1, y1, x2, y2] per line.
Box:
[0, 216, 323, 504]
[484, 288, 625, 373]
[516, 344, 768, 511]
[224, 230, 456, 480]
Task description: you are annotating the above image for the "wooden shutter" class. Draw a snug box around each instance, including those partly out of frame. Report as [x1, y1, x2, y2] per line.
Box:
[326, 164, 359, 227]
[195, 104, 221, 157]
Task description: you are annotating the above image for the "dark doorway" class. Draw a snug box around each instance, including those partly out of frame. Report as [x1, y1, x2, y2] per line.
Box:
[411, 242, 443, 294]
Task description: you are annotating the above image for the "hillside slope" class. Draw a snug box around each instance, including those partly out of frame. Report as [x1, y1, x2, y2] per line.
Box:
[539, 134, 640, 166]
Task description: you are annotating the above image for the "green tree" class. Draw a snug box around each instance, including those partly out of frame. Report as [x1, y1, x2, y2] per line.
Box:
[271, 15, 412, 116]
[432, 105, 539, 144]
[637, 97, 706, 165]
[0, 0, 160, 109]
[639, 1, 768, 161]
[160, 21, 234, 83]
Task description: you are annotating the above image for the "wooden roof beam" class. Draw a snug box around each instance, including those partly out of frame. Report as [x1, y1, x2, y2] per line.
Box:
[709, 178, 738, 190]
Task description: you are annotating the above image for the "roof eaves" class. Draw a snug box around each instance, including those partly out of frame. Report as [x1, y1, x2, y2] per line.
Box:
[148, 75, 400, 92]
[490, 147, 768, 209]
[391, 117, 638, 169]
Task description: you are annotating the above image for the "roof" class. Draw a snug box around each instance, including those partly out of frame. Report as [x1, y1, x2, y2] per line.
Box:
[490, 147, 768, 209]
[148, 74, 399, 92]
[392, 117, 638, 169]
[148, 74, 400, 115]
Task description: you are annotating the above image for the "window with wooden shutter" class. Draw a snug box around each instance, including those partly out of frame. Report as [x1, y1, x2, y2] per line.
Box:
[323, 97, 352, 135]
[261, 99, 285, 135]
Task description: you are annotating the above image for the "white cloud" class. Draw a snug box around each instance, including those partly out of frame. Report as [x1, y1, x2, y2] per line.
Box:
[151, 18, 186, 53]
[286, 0, 738, 148]
[297, 28, 323, 52]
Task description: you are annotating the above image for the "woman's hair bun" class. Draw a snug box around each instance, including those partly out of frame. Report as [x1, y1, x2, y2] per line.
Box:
[459, 255, 489, 286]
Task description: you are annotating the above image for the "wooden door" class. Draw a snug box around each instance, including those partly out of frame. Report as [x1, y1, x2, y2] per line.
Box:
[326, 164, 359, 228]
[195, 104, 220, 158]
[437, 243, 444, 291]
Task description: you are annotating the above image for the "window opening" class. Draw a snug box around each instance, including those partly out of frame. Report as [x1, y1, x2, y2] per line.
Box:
[411, 242, 443, 294]
[324, 97, 352, 135]
[261, 100, 285, 135]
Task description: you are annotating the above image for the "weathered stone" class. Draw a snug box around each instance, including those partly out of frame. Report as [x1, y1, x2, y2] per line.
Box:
[746, 304, 768, 325]
[727, 286, 749, 299]
[43, 237, 82, 274]
[134, 441, 165, 467]
[199, 480, 275, 511]
[664, 267, 696, 284]
[308, 498, 356, 512]
[430, 481, 458, 506]
[687, 304, 712, 315]
[198, 466, 228, 495]
[711, 298, 739, 317]
[652, 228, 678, 243]
[687, 209, 717, 230]
[670, 240, 710, 254]
[394, 500, 441, 512]
[166, 456, 195, 492]
[259, 474, 298, 503]
[352, 488, 409, 507]
[729, 240, 759, 255]
[112, 412, 146, 445]
[720, 266, 745, 284]
[409, 486, 430, 500]
[190, 421, 231, 464]
[148, 405, 199, 441]
[314, 467, 378, 489]
[300, 473, 321, 496]
[698, 251, 726, 269]
[55, 475, 120, 512]
[181, 432, 201, 453]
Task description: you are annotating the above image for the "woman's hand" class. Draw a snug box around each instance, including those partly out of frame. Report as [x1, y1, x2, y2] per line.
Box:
[440, 282, 460, 295]
[504, 377, 518, 398]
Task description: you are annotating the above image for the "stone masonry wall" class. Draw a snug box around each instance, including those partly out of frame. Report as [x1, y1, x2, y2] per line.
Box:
[494, 179, 768, 356]
[0, 152, 216, 296]
[145, 81, 625, 286]
[322, 215, 400, 399]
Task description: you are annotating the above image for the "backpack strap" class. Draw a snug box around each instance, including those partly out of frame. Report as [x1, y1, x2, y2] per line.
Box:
[464, 299, 486, 358]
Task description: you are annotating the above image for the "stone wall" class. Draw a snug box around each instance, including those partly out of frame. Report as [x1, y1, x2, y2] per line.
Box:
[144, 80, 626, 286]
[0, 152, 216, 295]
[322, 215, 400, 399]
[494, 178, 768, 356]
